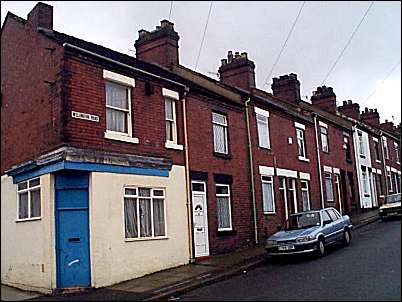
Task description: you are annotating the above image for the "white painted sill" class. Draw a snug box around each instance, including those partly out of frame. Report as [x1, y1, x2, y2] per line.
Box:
[376, 160, 382, 163]
[298, 156, 310, 162]
[264, 212, 276, 215]
[104, 132, 139, 144]
[218, 228, 233, 232]
[165, 141, 184, 151]
[125, 236, 168, 242]
[16, 217, 42, 223]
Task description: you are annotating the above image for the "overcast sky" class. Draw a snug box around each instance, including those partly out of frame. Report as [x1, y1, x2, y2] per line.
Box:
[2, 1, 401, 124]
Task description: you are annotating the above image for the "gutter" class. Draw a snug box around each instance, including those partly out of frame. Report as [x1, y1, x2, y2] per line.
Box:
[62, 42, 187, 90]
[245, 98, 258, 244]
[313, 113, 325, 208]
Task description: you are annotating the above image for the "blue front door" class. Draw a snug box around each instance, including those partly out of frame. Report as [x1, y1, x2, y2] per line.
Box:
[55, 171, 91, 288]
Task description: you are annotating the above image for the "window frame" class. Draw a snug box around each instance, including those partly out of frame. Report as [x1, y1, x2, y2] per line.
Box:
[165, 97, 178, 144]
[212, 112, 229, 155]
[255, 108, 271, 149]
[358, 131, 365, 157]
[383, 137, 389, 159]
[325, 172, 334, 203]
[216, 184, 232, 231]
[387, 170, 393, 193]
[296, 128, 307, 159]
[361, 167, 370, 195]
[343, 135, 352, 161]
[16, 177, 41, 222]
[394, 142, 400, 163]
[261, 176, 275, 214]
[123, 186, 167, 241]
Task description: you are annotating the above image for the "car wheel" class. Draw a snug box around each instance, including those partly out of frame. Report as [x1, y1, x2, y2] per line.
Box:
[342, 229, 351, 246]
[317, 239, 325, 257]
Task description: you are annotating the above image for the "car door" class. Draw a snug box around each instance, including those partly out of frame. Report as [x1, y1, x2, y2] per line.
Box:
[320, 210, 334, 242]
[327, 209, 343, 241]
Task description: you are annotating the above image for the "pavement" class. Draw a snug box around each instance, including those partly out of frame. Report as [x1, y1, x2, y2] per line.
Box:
[2, 208, 381, 301]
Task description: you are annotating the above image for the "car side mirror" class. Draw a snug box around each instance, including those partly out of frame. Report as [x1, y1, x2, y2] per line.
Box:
[323, 219, 332, 225]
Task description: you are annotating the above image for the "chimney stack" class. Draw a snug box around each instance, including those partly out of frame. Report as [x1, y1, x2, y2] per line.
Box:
[218, 50, 256, 91]
[380, 120, 397, 133]
[338, 100, 361, 120]
[134, 20, 180, 68]
[271, 73, 301, 104]
[360, 108, 380, 126]
[27, 2, 53, 30]
[311, 86, 337, 113]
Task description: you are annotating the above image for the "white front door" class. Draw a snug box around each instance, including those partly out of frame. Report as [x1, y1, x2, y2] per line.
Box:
[191, 181, 209, 257]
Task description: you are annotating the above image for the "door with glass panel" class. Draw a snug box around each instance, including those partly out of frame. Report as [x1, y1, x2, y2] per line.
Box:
[191, 181, 210, 257]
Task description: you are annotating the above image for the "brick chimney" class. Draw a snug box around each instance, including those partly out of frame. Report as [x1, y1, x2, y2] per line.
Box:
[338, 100, 360, 120]
[271, 73, 301, 104]
[134, 20, 179, 68]
[27, 2, 53, 30]
[380, 120, 396, 133]
[311, 86, 337, 113]
[218, 51, 256, 91]
[360, 107, 380, 126]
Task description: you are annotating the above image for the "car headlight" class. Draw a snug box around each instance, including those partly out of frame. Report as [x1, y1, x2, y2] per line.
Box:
[296, 235, 315, 243]
[266, 240, 277, 246]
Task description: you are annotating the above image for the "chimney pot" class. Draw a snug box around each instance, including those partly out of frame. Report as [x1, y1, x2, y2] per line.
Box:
[221, 58, 227, 65]
[343, 100, 347, 106]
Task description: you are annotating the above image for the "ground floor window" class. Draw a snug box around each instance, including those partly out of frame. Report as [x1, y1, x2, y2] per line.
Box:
[124, 187, 166, 239]
[17, 177, 41, 220]
[216, 184, 232, 231]
[300, 180, 310, 211]
[262, 176, 275, 213]
[325, 172, 334, 203]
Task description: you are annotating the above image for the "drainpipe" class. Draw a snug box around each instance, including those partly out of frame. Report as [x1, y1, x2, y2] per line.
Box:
[313, 113, 325, 209]
[182, 88, 195, 263]
[245, 98, 258, 245]
[379, 131, 389, 205]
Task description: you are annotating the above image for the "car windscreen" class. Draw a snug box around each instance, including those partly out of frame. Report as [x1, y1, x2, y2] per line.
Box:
[285, 212, 321, 230]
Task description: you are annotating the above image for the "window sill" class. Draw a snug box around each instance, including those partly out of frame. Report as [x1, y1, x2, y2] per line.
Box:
[258, 146, 271, 151]
[165, 141, 183, 151]
[379, 195, 385, 198]
[16, 217, 42, 223]
[263, 212, 276, 215]
[104, 132, 139, 144]
[376, 160, 382, 164]
[213, 152, 232, 160]
[217, 229, 237, 236]
[298, 156, 310, 162]
[125, 236, 168, 242]
[397, 162, 400, 165]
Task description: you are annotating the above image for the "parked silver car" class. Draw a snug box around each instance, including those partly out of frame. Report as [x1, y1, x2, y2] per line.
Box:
[265, 207, 353, 257]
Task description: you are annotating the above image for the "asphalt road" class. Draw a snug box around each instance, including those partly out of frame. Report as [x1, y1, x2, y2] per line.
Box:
[179, 219, 401, 301]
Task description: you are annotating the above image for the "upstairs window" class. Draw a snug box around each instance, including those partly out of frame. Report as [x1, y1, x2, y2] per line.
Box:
[374, 139, 381, 162]
[394, 142, 399, 163]
[320, 126, 329, 153]
[17, 178, 41, 220]
[165, 98, 177, 143]
[255, 108, 270, 149]
[212, 112, 229, 155]
[358, 131, 365, 157]
[343, 134, 352, 161]
[296, 128, 306, 158]
[106, 81, 131, 135]
[383, 137, 389, 159]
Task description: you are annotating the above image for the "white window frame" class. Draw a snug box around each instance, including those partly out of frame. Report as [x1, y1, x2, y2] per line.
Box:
[334, 173, 343, 215]
[212, 112, 229, 155]
[262, 176, 275, 214]
[289, 178, 298, 214]
[320, 126, 329, 153]
[279, 177, 289, 220]
[300, 180, 310, 211]
[165, 97, 177, 143]
[362, 167, 370, 195]
[383, 137, 389, 159]
[123, 187, 167, 241]
[358, 131, 365, 157]
[16, 177, 41, 222]
[387, 170, 393, 193]
[103, 70, 138, 144]
[325, 172, 334, 203]
[296, 127, 307, 160]
[255, 107, 270, 149]
[216, 184, 232, 231]
[394, 142, 400, 164]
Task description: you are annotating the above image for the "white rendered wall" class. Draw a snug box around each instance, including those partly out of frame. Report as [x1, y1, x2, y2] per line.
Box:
[89, 165, 189, 288]
[1, 174, 55, 293]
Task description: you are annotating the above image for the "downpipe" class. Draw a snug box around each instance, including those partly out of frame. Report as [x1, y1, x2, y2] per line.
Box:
[313, 113, 325, 209]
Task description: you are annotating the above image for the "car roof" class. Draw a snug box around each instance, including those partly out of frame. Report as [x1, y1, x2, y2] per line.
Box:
[289, 207, 338, 216]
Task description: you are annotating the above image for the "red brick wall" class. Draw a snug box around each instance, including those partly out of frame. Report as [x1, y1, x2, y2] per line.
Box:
[63, 52, 185, 165]
[1, 16, 64, 174]
[186, 94, 254, 254]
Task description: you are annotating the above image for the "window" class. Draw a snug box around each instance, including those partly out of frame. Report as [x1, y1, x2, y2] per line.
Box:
[300, 180, 310, 211]
[358, 131, 365, 156]
[320, 127, 329, 153]
[374, 140, 381, 162]
[321, 210, 331, 223]
[165, 98, 177, 143]
[327, 209, 339, 221]
[17, 178, 41, 220]
[392, 172, 399, 194]
[343, 135, 352, 161]
[288, 178, 298, 214]
[124, 187, 166, 239]
[212, 112, 228, 154]
[262, 176, 275, 213]
[296, 128, 306, 158]
[376, 173, 383, 196]
[387, 171, 393, 193]
[334, 174, 342, 213]
[279, 177, 289, 219]
[106, 81, 131, 135]
[325, 172, 334, 203]
[362, 167, 369, 195]
[394, 143, 399, 163]
[216, 184, 232, 231]
[383, 137, 389, 159]
[256, 110, 270, 149]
